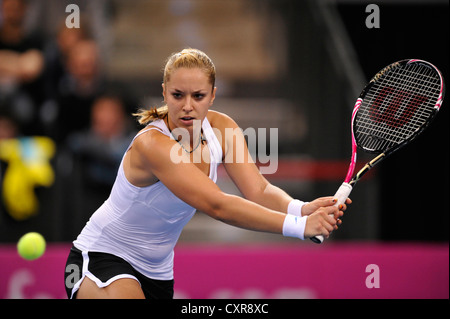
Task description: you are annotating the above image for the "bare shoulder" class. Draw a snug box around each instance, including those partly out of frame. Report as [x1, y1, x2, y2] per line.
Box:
[132, 127, 171, 161]
[207, 110, 239, 131]
[207, 110, 243, 161]
[124, 127, 174, 187]
[128, 127, 175, 172]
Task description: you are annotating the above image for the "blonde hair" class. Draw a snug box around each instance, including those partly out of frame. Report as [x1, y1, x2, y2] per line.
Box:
[134, 48, 216, 125]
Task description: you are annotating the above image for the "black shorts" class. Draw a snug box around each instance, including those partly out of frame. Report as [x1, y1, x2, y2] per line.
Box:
[64, 246, 174, 299]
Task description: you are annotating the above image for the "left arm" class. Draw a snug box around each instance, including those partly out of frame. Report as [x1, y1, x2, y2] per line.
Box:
[226, 156, 347, 217]
[227, 165, 293, 214]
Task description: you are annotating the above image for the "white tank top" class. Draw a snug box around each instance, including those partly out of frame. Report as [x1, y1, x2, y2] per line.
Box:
[73, 117, 222, 280]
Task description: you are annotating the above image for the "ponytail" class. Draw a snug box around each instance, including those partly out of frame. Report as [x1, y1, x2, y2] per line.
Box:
[133, 105, 168, 125]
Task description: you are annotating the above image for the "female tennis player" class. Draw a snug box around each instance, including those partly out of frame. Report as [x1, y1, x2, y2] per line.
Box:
[64, 48, 350, 299]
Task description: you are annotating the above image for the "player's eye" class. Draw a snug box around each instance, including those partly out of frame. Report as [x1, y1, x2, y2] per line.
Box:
[193, 93, 205, 100]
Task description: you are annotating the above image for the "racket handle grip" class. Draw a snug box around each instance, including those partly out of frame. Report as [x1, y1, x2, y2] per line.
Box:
[310, 182, 353, 244]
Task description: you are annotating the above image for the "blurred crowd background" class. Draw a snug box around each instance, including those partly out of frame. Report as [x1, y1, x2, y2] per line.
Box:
[0, 0, 448, 243]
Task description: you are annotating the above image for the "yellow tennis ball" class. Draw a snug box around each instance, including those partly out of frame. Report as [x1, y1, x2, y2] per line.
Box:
[17, 232, 46, 260]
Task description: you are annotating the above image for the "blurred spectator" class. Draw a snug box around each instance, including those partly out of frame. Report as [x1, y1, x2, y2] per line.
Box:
[0, 0, 45, 135]
[65, 94, 136, 217]
[41, 22, 89, 137]
[55, 39, 105, 144]
[43, 22, 89, 98]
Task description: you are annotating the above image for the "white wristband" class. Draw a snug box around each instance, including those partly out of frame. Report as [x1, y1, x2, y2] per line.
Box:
[282, 214, 308, 240]
[287, 199, 306, 217]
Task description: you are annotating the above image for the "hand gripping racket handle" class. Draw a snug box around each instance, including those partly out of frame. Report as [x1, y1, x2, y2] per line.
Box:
[310, 182, 353, 244]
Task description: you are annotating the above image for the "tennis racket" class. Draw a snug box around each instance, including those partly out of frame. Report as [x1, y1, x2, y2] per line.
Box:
[311, 59, 445, 244]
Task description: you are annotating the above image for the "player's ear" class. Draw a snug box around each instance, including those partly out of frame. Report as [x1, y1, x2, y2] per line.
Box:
[209, 87, 217, 106]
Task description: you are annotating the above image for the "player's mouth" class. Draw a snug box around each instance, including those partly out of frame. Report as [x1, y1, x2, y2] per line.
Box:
[180, 116, 196, 125]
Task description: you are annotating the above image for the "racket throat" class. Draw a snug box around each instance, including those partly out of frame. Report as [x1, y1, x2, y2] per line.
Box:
[352, 153, 385, 184]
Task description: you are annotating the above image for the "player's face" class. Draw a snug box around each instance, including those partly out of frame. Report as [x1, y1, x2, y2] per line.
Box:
[163, 68, 216, 133]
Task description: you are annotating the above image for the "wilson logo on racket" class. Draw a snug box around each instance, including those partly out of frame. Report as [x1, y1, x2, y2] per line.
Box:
[369, 86, 429, 128]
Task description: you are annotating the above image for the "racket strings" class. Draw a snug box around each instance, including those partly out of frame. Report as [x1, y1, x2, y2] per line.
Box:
[355, 62, 440, 152]
[369, 66, 436, 133]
